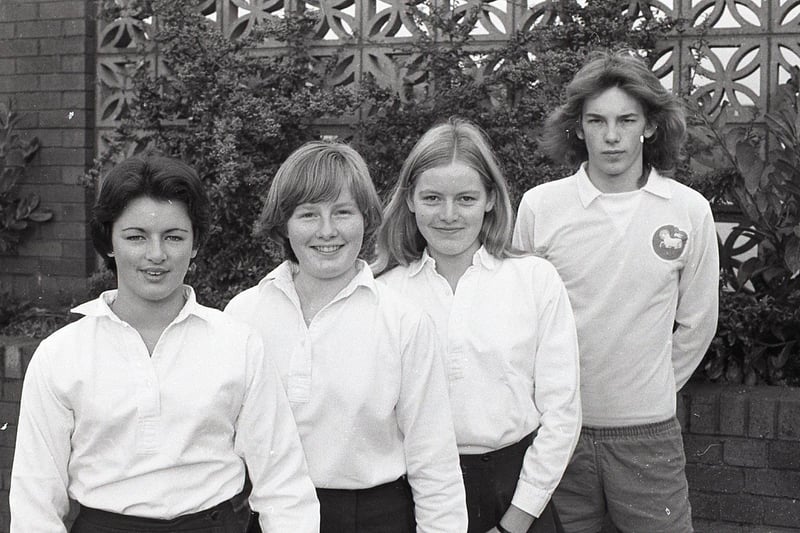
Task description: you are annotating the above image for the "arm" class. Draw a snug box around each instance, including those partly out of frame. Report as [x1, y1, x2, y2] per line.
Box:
[512, 193, 536, 252]
[396, 313, 468, 533]
[235, 332, 320, 533]
[506, 264, 581, 526]
[10, 343, 73, 533]
[672, 204, 719, 389]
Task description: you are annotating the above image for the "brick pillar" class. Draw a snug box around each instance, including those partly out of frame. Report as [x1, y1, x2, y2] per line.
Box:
[0, 0, 96, 306]
[0, 1, 96, 528]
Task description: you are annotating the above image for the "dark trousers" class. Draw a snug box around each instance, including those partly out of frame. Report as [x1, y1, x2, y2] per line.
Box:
[71, 490, 252, 533]
[316, 476, 416, 533]
[460, 433, 564, 533]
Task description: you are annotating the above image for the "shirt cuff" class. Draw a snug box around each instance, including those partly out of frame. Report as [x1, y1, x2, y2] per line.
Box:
[510, 479, 550, 518]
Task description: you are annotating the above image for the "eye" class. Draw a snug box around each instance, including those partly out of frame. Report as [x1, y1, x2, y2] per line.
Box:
[165, 235, 185, 242]
[295, 211, 316, 219]
[124, 235, 145, 241]
[459, 195, 477, 203]
[421, 194, 439, 202]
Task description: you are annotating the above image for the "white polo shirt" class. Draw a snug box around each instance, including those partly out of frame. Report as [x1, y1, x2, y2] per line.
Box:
[225, 260, 468, 533]
[514, 165, 719, 427]
[11, 287, 319, 533]
[378, 247, 581, 519]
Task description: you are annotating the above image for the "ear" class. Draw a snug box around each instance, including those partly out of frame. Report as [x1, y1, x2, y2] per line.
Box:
[108, 251, 115, 257]
[405, 192, 415, 214]
[644, 122, 657, 140]
[575, 127, 585, 140]
[485, 189, 496, 213]
[191, 249, 198, 259]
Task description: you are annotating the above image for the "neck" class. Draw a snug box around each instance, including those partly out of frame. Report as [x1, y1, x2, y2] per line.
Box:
[112, 288, 186, 332]
[586, 162, 649, 194]
[429, 246, 478, 292]
[293, 264, 359, 318]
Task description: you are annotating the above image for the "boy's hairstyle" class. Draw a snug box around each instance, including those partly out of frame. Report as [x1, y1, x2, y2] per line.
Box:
[541, 49, 686, 172]
[373, 117, 522, 275]
[258, 141, 383, 263]
[90, 155, 210, 272]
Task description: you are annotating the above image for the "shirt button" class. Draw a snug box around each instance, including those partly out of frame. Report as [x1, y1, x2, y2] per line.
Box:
[481, 455, 491, 462]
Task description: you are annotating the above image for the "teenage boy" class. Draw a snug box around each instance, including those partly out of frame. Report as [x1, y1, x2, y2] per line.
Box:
[513, 50, 719, 533]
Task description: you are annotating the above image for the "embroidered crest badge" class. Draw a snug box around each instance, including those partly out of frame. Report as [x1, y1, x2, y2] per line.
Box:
[652, 224, 688, 260]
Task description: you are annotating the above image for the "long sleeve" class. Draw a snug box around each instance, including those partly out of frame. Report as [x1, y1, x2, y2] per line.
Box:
[512, 195, 536, 252]
[10, 343, 73, 533]
[672, 203, 719, 389]
[235, 332, 320, 532]
[512, 266, 581, 517]
[396, 314, 468, 533]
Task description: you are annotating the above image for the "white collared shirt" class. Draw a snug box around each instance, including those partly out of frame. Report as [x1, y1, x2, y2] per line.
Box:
[225, 261, 468, 533]
[378, 247, 581, 519]
[514, 165, 719, 427]
[10, 287, 319, 533]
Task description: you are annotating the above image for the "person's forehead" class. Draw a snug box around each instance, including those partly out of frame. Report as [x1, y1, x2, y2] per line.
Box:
[583, 86, 645, 115]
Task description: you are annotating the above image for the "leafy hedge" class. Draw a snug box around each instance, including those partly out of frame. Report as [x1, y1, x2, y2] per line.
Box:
[75, 0, 799, 385]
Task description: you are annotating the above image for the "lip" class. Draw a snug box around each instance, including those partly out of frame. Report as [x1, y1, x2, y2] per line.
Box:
[141, 268, 169, 275]
[602, 150, 625, 156]
[432, 227, 463, 232]
[311, 244, 345, 253]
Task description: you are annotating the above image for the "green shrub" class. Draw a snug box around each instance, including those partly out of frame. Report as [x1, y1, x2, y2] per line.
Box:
[0, 101, 52, 254]
[684, 70, 800, 385]
[87, 0, 357, 308]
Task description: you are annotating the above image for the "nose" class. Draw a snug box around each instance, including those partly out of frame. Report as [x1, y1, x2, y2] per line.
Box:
[316, 214, 339, 238]
[604, 123, 621, 143]
[146, 239, 166, 262]
[439, 200, 458, 222]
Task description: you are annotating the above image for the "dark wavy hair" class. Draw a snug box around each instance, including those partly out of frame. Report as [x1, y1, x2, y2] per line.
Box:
[541, 49, 686, 173]
[90, 155, 210, 272]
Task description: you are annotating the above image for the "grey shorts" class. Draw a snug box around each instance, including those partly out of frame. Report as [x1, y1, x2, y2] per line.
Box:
[553, 417, 692, 533]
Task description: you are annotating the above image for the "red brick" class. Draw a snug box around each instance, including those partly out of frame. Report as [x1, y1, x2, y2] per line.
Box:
[685, 464, 744, 493]
[763, 496, 800, 528]
[40, 1, 86, 19]
[0, 3, 38, 21]
[718, 493, 764, 523]
[719, 388, 748, 436]
[0, 38, 38, 57]
[769, 441, 800, 470]
[16, 55, 60, 74]
[0, 22, 14, 39]
[0, 57, 13, 72]
[745, 469, 800, 498]
[62, 239, 91, 259]
[683, 434, 723, 465]
[0, 403, 20, 426]
[53, 202, 89, 222]
[1, 381, 22, 402]
[693, 521, 744, 533]
[0, 73, 39, 92]
[39, 146, 89, 166]
[749, 397, 776, 438]
[39, 73, 89, 92]
[14, 90, 62, 110]
[723, 438, 768, 467]
[62, 54, 88, 73]
[689, 395, 719, 434]
[64, 18, 88, 36]
[37, 220, 87, 239]
[40, 35, 87, 55]
[688, 490, 719, 520]
[0, 257, 39, 275]
[16, 20, 62, 39]
[1, 467, 10, 490]
[62, 129, 88, 147]
[62, 91, 90, 109]
[777, 399, 800, 440]
[0, 425, 16, 448]
[17, 240, 63, 258]
[0, 445, 15, 468]
[41, 257, 89, 277]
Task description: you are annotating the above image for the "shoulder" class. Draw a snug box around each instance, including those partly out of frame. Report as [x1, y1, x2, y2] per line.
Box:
[660, 177, 712, 209]
[376, 264, 413, 288]
[496, 254, 564, 284]
[225, 283, 269, 315]
[521, 175, 578, 204]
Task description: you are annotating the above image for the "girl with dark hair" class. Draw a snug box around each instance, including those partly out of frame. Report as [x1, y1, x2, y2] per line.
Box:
[10, 155, 319, 533]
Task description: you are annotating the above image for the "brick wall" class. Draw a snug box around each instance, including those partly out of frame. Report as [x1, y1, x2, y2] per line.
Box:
[1, 334, 798, 532]
[0, 0, 95, 305]
[678, 384, 800, 532]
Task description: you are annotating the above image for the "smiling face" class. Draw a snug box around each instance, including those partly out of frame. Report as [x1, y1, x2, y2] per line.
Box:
[287, 187, 365, 289]
[578, 86, 656, 193]
[408, 161, 494, 267]
[111, 196, 196, 312]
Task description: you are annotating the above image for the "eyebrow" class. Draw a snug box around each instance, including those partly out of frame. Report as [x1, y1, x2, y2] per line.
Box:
[583, 111, 641, 119]
[119, 226, 191, 233]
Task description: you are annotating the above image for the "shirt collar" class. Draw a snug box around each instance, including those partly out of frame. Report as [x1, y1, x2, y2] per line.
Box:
[407, 245, 496, 277]
[71, 285, 210, 324]
[262, 259, 379, 300]
[576, 163, 671, 207]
